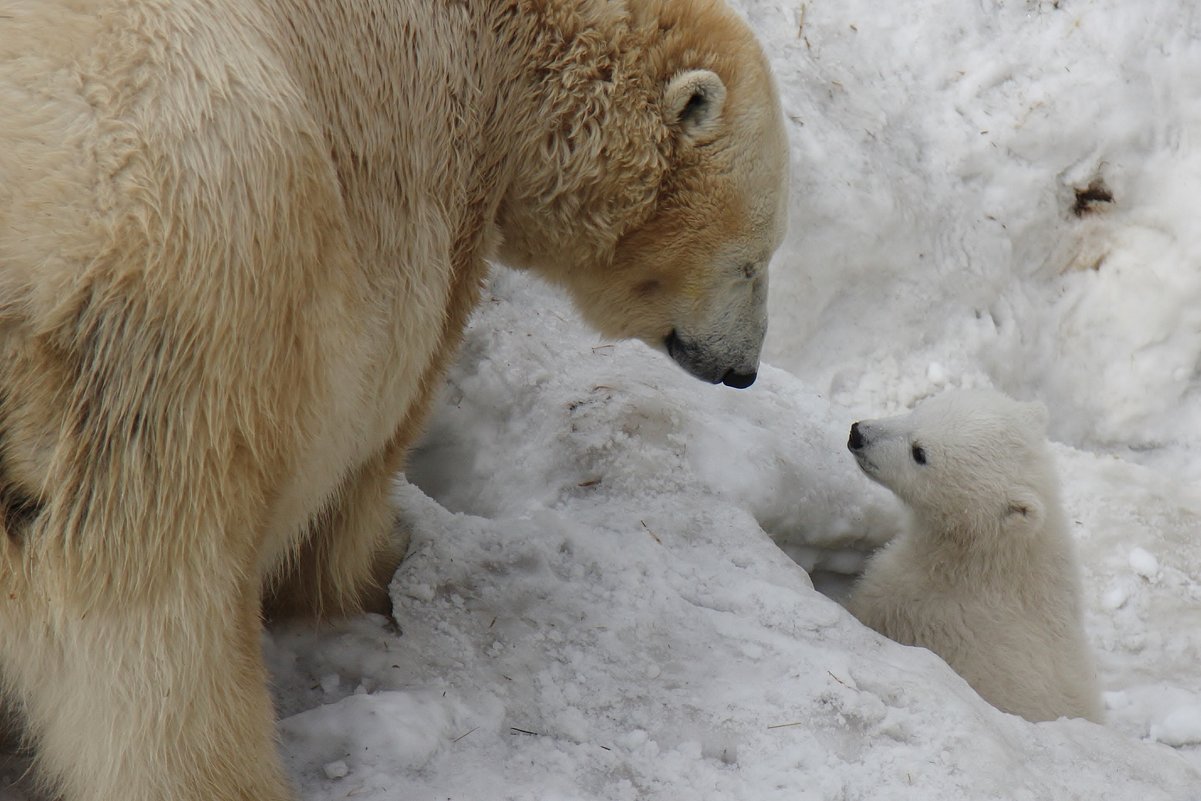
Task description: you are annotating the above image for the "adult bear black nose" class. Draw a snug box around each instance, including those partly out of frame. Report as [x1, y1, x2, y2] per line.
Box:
[848, 422, 864, 451]
[721, 369, 757, 389]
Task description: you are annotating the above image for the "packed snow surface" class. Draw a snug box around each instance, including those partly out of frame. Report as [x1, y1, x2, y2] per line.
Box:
[6, 0, 1201, 798]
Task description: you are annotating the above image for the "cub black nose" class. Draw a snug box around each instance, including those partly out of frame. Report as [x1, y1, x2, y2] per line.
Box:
[848, 422, 864, 451]
[721, 369, 757, 389]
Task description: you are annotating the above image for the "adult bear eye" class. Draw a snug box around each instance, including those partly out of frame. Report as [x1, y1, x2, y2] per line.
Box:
[911, 444, 927, 465]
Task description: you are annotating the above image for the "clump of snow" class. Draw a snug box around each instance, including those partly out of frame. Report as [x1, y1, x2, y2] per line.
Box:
[278, 690, 466, 794]
[1152, 707, 1201, 748]
[1128, 547, 1161, 580]
[318, 674, 340, 696]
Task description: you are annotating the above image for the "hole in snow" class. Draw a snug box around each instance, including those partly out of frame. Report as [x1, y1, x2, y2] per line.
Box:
[1072, 178, 1114, 217]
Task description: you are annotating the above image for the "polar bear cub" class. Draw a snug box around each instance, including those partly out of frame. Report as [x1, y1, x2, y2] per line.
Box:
[846, 389, 1103, 723]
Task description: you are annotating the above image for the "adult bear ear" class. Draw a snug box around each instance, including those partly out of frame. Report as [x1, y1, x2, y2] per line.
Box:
[1003, 489, 1045, 536]
[664, 69, 726, 142]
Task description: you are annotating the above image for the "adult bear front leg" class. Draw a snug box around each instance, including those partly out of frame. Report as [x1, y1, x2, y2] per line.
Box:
[1, 567, 291, 801]
[0, 275, 326, 798]
[264, 435, 411, 621]
[262, 330, 465, 623]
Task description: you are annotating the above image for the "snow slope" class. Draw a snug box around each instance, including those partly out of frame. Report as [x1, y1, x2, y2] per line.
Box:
[270, 269, 1201, 800]
[758, 0, 1201, 471]
[7, 0, 1201, 798]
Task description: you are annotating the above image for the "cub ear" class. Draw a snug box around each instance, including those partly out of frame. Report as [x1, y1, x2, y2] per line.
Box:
[664, 69, 726, 142]
[1003, 489, 1045, 535]
[1021, 401, 1049, 435]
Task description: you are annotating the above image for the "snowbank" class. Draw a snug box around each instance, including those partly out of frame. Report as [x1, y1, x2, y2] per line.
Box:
[272, 270, 1200, 799]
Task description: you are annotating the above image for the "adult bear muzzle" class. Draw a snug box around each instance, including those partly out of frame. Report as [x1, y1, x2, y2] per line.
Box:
[665, 329, 760, 388]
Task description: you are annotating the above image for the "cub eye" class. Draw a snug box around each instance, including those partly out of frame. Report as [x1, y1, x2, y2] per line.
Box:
[740, 262, 756, 279]
[911, 444, 927, 465]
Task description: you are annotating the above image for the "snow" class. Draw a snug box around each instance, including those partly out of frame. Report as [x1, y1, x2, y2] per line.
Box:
[260, 265, 1201, 800]
[758, 0, 1201, 474]
[7, 0, 1201, 798]
[1153, 707, 1201, 749]
[1129, 547, 1161, 580]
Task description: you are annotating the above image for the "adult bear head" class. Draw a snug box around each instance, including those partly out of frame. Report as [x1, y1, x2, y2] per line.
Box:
[496, 0, 788, 389]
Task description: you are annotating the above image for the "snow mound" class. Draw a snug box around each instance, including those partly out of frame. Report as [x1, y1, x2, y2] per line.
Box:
[269, 270, 1200, 800]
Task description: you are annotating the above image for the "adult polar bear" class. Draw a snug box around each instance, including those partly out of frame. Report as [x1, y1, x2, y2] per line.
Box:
[0, 0, 787, 798]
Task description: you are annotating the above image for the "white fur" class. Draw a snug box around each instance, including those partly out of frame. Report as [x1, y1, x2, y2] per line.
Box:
[847, 390, 1103, 723]
[0, 0, 788, 797]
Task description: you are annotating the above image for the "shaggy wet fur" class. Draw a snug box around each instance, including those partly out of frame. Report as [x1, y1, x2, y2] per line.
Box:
[0, 0, 787, 797]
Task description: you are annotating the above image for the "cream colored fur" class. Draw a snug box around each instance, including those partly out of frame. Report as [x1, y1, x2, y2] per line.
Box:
[846, 390, 1103, 724]
[0, 0, 787, 798]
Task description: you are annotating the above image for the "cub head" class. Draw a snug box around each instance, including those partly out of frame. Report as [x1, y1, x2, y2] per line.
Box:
[497, 0, 788, 388]
[846, 390, 1053, 534]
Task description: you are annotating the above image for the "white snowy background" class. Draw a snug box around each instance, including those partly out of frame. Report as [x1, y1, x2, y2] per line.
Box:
[8, 0, 1201, 798]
